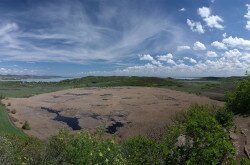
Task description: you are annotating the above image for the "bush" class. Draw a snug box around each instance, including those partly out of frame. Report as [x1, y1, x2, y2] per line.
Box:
[225, 74, 250, 115]
[11, 109, 16, 114]
[0, 135, 43, 165]
[122, 136, 163, 165]
[22, 121, 31, 130]
[163, 105, 236, 164]
[215, 108, 234, 128]
[240, 158, 250, 165]
[44, 131, 125, 164]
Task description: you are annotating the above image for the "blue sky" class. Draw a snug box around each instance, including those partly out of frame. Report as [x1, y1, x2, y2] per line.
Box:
[0, 0, 249, 77]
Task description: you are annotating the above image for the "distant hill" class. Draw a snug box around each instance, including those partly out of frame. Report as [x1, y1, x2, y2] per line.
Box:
[0, 75, 62, 80]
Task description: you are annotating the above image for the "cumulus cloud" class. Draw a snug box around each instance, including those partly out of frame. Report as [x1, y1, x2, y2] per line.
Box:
[177, 45, 191, 51]
[184, 57, 197, 64]
[157, 53, 173, 61]
[139, 54, 154, 61]
[157, 53, 176, 65]
[83, 52, 249, 77]
[186, 19, 204, 34]
[193, 41, 206, 50]
[0, 66, 38, 75]
[139, 54, 162, 66]
[244, 4, 250, 31]
[198, 7, 210, 18]
[222, 36, 250, 50]
[207, 51, 218, 57]
[224, 49, 242, 59]
[179, 8, 186, 12]
[211, 41, 227, 50]
[197, 7, 224, 30]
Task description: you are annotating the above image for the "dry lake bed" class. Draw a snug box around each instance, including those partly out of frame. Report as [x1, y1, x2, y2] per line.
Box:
[3, 87, 223, 140]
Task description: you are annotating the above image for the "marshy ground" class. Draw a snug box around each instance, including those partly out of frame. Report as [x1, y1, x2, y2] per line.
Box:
[3, 87, 223, 140]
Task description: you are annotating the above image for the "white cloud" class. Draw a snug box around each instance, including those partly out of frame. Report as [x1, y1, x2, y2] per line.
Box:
[177, 45, 191, 51]
[0, 22, 22, 49]
[207, 51, 218, 57]
[224, 49, 242, 59]
[157, 53, 173, 61]
[189, 58, 197, 64]
[83, 55, 249, 77]
[0, 1, 189, 64]
[197, 7, 224, 30]
[157, 53, 176, 65]
[0, 67, 38, 75]
[223, 33, 227, 38]
[244, 4, 250, 31]
[211, 41, 227, 50]
[222, 36, 250, 50]
[139, 54, 154, 61]
[139, 54, 162, 66]
[242, 53, 250, 63]
[198, 7, 210, 18]
[151, 60, 162, 66]
[183, 57, 197, 64]
[204, 15, 224, 29]
[186, 19, 204, 34]
[193, 41, 206, 50]
[179, 8, 186, 12]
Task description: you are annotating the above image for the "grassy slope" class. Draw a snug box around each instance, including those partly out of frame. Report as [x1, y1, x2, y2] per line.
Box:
[0, 105, 24, 135]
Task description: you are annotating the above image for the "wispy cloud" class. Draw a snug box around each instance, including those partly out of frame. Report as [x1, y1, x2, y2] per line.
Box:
[0, 0, 186, 65]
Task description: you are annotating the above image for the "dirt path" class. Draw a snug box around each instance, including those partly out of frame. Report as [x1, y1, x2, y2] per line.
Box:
[3, 87, 223, 140]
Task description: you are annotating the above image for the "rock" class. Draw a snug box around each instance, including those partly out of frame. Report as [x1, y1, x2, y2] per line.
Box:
[241, 128, 248, 136]
[175, 135, 186, 147]
[244, 146, 250, 159]
[175, 134, 194, 148]
[229, 132, 238, 140]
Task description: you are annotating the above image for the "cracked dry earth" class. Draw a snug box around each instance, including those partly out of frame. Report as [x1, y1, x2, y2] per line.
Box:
[4, 87, 223, 140]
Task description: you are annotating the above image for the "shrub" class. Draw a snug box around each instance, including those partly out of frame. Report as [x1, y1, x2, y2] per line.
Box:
[22, 121, 31, 130]
[44, 130, 126, 164]
[163, 105, 236, 164]
[215, 108, 234, 128]
[225, 74, 250, 115]
[122, 136, 163, 165]
[240, 158, 250, 165]
[0, 135, 43, 165]
[11, 109, 16, 114]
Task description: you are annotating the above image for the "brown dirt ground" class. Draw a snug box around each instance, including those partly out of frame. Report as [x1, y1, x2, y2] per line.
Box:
[3, 87, 223, 140]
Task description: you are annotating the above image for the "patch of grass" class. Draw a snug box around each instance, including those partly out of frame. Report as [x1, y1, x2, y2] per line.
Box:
[0, 105, 24, 135]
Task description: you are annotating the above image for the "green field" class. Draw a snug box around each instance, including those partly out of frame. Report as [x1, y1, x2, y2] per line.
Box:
[0, 76, 241, 98]
[0, 76, 241, 135]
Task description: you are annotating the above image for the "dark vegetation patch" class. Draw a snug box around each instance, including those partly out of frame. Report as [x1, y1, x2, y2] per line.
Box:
[41, 107, 81, 130]
[106, 122, 124, 134]
[64, 92, 92, 96]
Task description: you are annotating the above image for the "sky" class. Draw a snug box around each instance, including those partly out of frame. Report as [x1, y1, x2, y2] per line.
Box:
[0, 0, 250, 77]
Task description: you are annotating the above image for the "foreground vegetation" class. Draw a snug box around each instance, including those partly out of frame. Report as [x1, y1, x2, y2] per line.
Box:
[0, 105, 238, 164]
